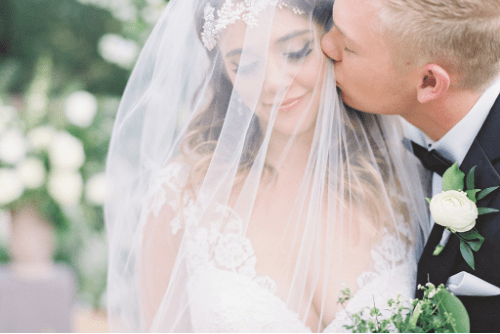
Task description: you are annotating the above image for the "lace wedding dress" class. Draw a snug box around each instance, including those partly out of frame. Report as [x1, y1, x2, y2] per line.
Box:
[146, 162, 416, 333]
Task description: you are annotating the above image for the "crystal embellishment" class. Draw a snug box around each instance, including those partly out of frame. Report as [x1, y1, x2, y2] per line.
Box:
[201, 0, 304, 50]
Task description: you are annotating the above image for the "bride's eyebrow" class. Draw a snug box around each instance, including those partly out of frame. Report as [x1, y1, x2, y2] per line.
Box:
[224, 30, 311, 58]
[226, 49, 243, 58]
[275, 30, 310, 44]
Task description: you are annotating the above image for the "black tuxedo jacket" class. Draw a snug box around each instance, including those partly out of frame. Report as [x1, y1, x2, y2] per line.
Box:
[416, 92, 500, 332]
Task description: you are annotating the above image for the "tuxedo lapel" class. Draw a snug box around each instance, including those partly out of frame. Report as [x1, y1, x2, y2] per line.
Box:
[416, 219, 460, 291]
[461, 91, 500, 189]
[417, 92, 500, 294]
[461, 140, 500, 208]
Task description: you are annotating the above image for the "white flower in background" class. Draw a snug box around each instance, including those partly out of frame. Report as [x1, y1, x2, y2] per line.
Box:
[77, 0, 137, 22]
[98, 34, 139, 69]
[0, 168, 24, 205]
[0, 129, 28, 165]
[141, 0, 166, 24]
[48, 132, 85, 170]
[85, 173, 107, 205]
[0, 210, 11, 246]
[64, 91, 98, 128]
[0, 105, 16, 134]
[47, 170, 83, 206]
[27, 125, 56, 151]
[17, 157, 46, 189]
[429, 190, 478, 233]
[77, 233, 108, 278]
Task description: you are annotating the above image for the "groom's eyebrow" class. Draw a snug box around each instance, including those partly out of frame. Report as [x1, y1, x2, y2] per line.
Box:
[331, 18, 354, 43]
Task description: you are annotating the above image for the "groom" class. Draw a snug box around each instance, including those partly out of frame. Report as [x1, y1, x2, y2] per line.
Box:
[320, 0, 500, 331]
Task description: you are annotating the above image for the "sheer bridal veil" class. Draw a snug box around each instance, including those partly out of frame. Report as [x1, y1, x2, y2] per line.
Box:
[105, 0, 429, 331]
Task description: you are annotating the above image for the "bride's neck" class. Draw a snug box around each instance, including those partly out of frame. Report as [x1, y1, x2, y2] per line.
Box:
[265, 127, 315, 174]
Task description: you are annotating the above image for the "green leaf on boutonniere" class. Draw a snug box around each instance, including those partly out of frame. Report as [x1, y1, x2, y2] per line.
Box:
[459, 239, 475, 270]
[459, 228, 483, 241]
[443, 162, 465, 191]
[477, 207, 500, 215]
[477, 186, 500, 201]
[457, 229, 484, 252]
[426, 197, 432, 204]
[465, 189, 481, 202]
[467, 239, 483, 252]
[466, 166, 476, 190]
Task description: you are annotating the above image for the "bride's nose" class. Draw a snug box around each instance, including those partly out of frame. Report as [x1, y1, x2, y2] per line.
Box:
[261, 58, 290, 95]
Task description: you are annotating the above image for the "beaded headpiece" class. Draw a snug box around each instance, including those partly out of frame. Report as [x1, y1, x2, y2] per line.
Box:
[201, 0, 304, 51]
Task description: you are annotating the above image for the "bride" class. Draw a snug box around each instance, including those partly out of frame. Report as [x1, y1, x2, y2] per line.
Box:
[105, 0, 430, 332]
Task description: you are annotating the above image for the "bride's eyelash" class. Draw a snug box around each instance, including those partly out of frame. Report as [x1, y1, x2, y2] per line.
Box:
[285, 41, 313, 60]
[232, 61, 260, 75]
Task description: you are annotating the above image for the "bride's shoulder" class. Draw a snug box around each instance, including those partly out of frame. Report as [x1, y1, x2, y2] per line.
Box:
[157, 159, 191, 193]
[145, 159, 192, 219]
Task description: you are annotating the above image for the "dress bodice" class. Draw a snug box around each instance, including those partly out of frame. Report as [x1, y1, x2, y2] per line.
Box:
[147, 162, 416, 332]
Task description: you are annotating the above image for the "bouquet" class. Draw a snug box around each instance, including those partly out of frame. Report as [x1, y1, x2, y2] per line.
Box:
[338, 283, 469, 333]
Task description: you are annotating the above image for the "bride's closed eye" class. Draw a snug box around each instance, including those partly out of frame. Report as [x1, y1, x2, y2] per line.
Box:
[285, 41, 313, 61]
[231, 60, 261, 75]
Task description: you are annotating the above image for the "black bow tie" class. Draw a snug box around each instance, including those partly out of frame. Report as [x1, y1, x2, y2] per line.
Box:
[403, 138, 453, 176]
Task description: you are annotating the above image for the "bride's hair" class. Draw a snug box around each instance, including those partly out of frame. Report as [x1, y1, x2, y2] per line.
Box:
[179, 0, 410, 243]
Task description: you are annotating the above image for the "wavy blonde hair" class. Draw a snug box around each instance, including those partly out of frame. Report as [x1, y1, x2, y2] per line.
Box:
[373, 0, 500, 90]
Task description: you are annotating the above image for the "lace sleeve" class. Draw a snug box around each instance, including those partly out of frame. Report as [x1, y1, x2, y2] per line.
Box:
[140, 162, 190, 328]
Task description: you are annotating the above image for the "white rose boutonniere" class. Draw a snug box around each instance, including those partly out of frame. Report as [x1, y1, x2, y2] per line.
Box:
[430, 190, 478, 233]
[427, 163, 499, 270]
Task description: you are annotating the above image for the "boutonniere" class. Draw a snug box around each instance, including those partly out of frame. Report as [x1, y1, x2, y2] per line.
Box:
[427, 162, 499, 270]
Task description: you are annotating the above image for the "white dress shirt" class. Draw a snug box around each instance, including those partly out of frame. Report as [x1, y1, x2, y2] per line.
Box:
[404, 75, 500, 296]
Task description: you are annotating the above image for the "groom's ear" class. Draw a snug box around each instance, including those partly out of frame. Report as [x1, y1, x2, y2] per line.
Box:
[416, 64, 450, 104]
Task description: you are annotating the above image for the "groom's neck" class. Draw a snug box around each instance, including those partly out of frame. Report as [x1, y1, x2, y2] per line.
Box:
[402, 89, 484, 141]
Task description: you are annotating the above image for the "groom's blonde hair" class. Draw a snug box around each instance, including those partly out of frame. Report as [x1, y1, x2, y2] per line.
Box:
[373, 0, 500, 90]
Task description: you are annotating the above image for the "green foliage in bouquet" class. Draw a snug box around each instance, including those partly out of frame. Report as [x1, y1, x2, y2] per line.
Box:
[338, 283, 469, 333]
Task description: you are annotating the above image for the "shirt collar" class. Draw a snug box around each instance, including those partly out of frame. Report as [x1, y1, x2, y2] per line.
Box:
[431, 76, 500, 165]
[404, 75, 500, 165]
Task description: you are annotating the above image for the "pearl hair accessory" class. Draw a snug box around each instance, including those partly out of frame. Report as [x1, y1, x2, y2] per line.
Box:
[201, 0, 304, 51]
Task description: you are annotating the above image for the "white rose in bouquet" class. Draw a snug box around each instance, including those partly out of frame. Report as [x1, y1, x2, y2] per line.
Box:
[27, 125, 56, 151]
[85, 173, 106, 205]
[47, 170, 83, 206]
[429, 190, 478, 233]
[48, 132, 85, 170]
[0, 129, 28, 165]
[17, 157, 46, 189]
[0, 168, 24, 205]
[64, 91, 98, 128]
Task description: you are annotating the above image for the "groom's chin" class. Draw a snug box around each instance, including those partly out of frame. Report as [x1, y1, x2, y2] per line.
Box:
[336, 87, 352, 107]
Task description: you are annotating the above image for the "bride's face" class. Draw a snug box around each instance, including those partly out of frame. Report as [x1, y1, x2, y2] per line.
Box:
[218, 8, 327, 137]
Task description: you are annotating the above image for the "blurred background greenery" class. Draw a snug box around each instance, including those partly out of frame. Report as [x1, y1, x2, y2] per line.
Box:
[0, 0, 168, 330]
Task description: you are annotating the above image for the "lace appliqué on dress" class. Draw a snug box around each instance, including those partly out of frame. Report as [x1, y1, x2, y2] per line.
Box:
[324, 227, 415, 333]
[150, 162, 309, 332]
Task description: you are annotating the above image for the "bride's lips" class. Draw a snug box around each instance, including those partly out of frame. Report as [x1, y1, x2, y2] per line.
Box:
[278, 96, 304, 112]
[262, 95, 305, 112]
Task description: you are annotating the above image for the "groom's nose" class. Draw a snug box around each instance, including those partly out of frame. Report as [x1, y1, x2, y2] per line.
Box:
[321, 28, 342, 63]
